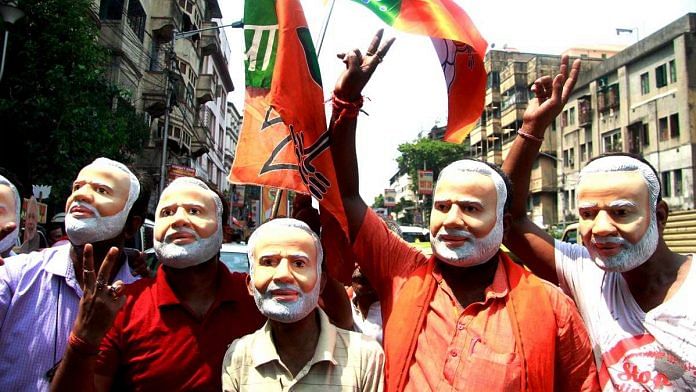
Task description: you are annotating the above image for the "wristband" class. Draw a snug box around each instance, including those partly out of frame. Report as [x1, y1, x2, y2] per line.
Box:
[68, 332, 100, 356]
[332, 92, 364, 120]
[517, 130, 544, 143]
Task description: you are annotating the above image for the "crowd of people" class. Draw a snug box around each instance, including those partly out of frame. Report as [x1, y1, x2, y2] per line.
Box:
[0, 30, 694, 392]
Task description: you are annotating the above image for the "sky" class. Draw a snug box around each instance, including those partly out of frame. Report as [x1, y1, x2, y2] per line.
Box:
[219, 0, 695, 204]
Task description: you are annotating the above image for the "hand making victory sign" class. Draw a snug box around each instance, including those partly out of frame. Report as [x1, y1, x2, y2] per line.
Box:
[334, 29, 396, 102]
[521, 54, 581, 136]
[73, 244, 127, 347]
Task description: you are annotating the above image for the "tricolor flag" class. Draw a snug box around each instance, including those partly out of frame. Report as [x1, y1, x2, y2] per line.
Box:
[351, 0, 488, 143]
[229, 0, 348, 232]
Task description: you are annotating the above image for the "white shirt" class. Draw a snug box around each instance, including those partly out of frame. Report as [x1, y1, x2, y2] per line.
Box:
[555, 240, 696, 391]
[351, 293, 383, 345]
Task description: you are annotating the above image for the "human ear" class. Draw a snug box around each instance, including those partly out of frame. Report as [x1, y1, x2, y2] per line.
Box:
[502, 212, 512, 240]
[656, 200, 669, 231]
[246, 274, 255, 296]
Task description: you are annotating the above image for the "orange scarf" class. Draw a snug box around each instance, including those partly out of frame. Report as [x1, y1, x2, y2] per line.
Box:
[381, 252, 556, 392]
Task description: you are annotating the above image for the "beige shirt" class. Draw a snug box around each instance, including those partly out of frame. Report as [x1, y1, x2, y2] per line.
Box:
[222, 308, 384, 392]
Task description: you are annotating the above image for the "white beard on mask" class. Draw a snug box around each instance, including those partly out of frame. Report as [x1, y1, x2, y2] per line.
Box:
[154, 226, 222, 269]
[588, 213, 659, 272]
[0, 225, 19, 255]
[251, 280, 320, 323]
[431, 218, 503, 268]
[65, 201, 129, 246]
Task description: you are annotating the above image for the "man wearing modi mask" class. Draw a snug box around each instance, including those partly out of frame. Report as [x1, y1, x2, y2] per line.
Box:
[502, 56, 695, 389]
[51, 176, 264, 391]
[505, 151, 696, 389]
[0, 157, 148, 390]
[222, 218, 385, 392]
[327, 34, 597, 391]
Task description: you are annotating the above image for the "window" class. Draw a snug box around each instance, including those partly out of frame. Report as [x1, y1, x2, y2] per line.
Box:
[642, 122, 650, 146]
[674, 170, 683, 196]
[640, 73, 649, 95]
[669, 60, 677, 84]
[126, 0, 146, 42]
[670, 114, 680, 139]
[563, 148, 575, 168]
[569, 107, 576, 126]
[659, 117, 669, 141]
[602, 129, 622, 153]
[561, 110, 568, 128]
[581, 144, 587, 162]
[99, 0, 123, 20]
[655, 64, 667, 88]
[487, 71, 500, 89]
[662, 171, 671, 198]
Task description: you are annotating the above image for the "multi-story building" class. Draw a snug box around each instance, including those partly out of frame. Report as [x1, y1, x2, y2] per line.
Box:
[92, 0, 233, 203]
[464, 50, 604, 227]
[558, 13, 696, 222]
[225, 101, 242, 174]
[192, 22, 234, 193]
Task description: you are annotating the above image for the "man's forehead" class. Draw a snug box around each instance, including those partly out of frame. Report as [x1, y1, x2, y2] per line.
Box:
[158, 186, 214, 208]
[578, 171, 648, 200]
[254, 227, 316, 253]
[435, 171, 497, 199]
[76, 164, 130, 185]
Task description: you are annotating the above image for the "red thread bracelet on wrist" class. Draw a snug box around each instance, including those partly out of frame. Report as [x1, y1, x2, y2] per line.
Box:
[517, 129, 544, 143]
[332, 92, 364, 119]
[68, 332, 100, 356]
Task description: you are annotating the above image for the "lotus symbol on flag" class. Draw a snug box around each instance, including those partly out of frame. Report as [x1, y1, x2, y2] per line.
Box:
[32, 184, 52, 201]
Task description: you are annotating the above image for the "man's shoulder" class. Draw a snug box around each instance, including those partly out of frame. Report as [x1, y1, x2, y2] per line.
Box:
[2, 245, 69, 282]
[335, 326, 384, 358]
[223, 326, 263, 367]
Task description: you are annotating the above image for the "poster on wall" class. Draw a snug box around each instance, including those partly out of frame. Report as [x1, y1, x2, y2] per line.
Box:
[261, 187, 289, 223]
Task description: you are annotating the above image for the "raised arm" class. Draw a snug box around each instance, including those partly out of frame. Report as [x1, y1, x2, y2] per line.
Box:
[329, 30, 394, 242]
[501, 55, 581, 283]
[51, 245, 125, 392]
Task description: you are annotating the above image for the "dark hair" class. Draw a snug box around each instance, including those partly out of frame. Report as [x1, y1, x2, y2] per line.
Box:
[586, 152, 662, 205]
[202, 179, 229, 225]
[127, 169, 152, 222]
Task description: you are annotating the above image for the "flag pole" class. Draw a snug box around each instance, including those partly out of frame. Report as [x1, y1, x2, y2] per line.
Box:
[272, 0, 336, 220]
[316, 0, 336, 56]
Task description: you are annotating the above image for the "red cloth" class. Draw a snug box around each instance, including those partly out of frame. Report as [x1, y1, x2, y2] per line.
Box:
[95, 263, 265, 391]
[352, 209, 599, 392]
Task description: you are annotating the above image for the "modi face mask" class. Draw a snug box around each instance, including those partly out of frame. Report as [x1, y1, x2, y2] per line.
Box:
[64, 158, 140, 246]
[577, 156, 660, 272]
[153, 177, 223, 269]
[0, 176, 20, 254]
[247, 220, 323, 323]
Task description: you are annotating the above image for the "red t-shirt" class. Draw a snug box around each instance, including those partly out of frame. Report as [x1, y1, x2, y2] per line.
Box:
[96, 262, 265, 391]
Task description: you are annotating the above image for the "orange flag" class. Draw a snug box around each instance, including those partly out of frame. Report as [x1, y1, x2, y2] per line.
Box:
[351, 0, 488, 143]
[229, 0, 348, 232]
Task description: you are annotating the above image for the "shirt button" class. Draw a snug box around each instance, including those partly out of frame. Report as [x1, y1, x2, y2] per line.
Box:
[450, 350, 458, 357]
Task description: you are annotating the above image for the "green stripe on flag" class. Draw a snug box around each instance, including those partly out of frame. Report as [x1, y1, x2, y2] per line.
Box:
[244, 0, 278, 88]
[351, 0, 402, 26]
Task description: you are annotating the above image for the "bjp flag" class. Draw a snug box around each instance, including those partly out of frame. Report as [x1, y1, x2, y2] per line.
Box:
[229, 0, 348, 233]
[351, 0, 488, 143]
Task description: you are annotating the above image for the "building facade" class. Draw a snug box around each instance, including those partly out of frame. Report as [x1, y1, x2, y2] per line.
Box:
[463, 50, 605, 228]
[91, 0, 233, 202]
[558, 13, 696, 221]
